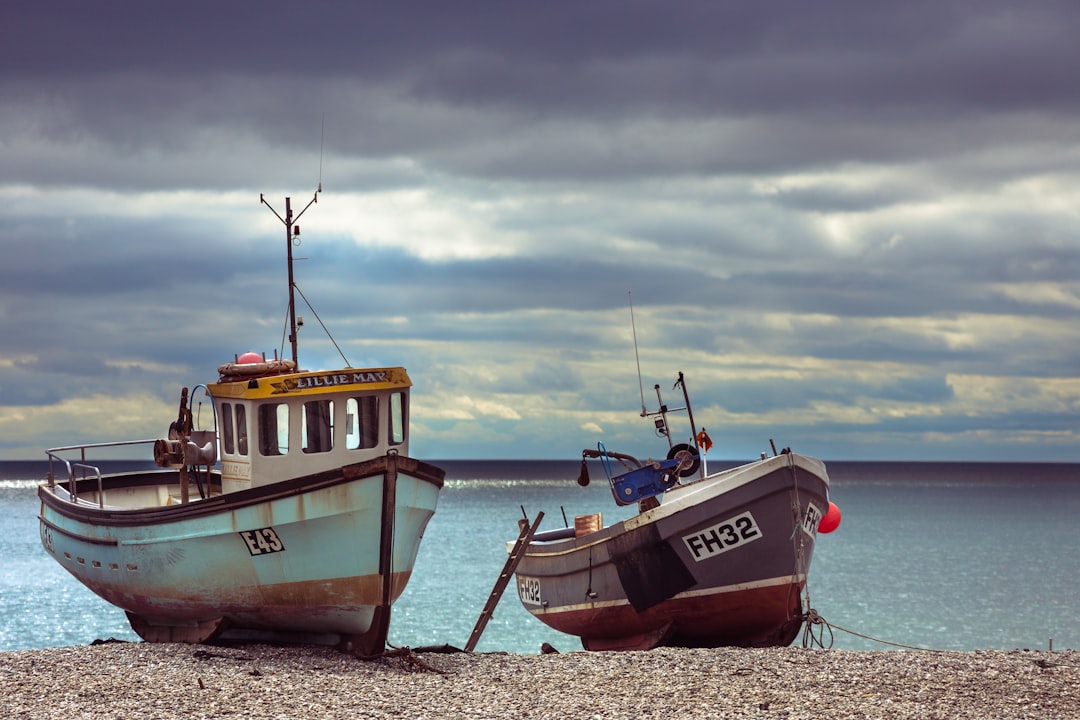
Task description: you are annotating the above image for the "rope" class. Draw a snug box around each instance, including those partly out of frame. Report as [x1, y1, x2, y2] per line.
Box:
[802, 609, 945, 652]
[801, 609, 834, 649]
[784, 453, 812, 626]
[293, 283, 352, 367]
[375, 644, 449, 673]
[785, 453, 926, 653]
[801, 609, 1080, 674]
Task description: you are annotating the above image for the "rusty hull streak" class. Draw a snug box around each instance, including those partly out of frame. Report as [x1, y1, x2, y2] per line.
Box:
[84, 569, 415, 621]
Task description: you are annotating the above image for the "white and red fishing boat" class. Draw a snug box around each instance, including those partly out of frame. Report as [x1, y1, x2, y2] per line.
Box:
[511, 372, 840, 651]
[38, 190, 444, 656]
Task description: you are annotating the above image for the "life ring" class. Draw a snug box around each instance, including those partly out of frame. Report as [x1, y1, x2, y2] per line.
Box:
[217, 358, 296, 380]
[666, 443, 700, 478]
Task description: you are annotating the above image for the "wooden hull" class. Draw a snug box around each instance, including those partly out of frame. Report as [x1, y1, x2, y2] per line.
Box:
[38, 454, 443, 654]
[512, 453, 828, 651]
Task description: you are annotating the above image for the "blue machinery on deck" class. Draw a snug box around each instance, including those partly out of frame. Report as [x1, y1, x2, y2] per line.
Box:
[578, 440, 701, 507]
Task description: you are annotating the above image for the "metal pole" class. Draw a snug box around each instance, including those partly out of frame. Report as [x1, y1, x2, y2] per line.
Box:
[677, 372, 705, 480]
[285, 197, 298, 367]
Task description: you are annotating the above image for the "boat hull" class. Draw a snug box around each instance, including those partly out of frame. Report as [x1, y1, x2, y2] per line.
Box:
[38, 453, 443, 654]
[513, 453, 828, 650]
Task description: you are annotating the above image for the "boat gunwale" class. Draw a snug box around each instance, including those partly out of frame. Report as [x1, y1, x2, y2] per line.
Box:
[519, 452, 829, 558]
[630, 451, 829, 528]
[38, 454, 445, 528]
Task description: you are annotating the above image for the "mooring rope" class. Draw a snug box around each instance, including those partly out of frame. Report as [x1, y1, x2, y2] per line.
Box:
[802, 609, 946, 652]
[784, 453, 814, 635]
[800, 609, 834, 649]
[373, 645, 449, 673]
[801, 609, 1079, 672]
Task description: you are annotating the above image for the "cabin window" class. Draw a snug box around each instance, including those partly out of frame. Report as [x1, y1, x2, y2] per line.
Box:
[258, 403, 290, 456]
[345, 396, 379, 450]
[302, 399, 334, 454]
[235, 404, 248, 456]
[221, 402, 235, 455]
[390, 391, 406, 446]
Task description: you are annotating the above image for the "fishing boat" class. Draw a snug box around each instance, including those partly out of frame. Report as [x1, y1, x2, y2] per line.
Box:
[38, 190, 445, 656]
[510, 372, 839, 651]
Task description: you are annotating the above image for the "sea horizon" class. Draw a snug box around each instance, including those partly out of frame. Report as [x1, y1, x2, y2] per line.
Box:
[2, 456, 1078, 487]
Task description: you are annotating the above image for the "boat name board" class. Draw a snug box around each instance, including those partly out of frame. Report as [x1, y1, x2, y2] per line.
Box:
[517, 575, 543, 606]
[221, 461, 251, 479]
[272, 370, 391, 394]
[682, 511, 762, 562]
[239, 527, 285, 556]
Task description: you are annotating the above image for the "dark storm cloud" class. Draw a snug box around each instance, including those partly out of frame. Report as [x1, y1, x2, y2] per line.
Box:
[8, 1, 1080, 185]
[2, 1, 1079, 460]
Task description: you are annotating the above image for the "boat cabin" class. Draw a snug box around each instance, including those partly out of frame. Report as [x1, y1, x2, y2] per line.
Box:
[207, 361, 413, 493]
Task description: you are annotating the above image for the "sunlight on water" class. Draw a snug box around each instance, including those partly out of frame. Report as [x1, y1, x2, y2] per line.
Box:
[0, 486, 139, 651]
[807, 465, 1080, 652]
[0, 480, 41, 490]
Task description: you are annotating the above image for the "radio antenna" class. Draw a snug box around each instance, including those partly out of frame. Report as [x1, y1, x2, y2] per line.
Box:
[318, 112, 325, 194]
[629, 290, 647, 416]
[258, 118, 327, 367]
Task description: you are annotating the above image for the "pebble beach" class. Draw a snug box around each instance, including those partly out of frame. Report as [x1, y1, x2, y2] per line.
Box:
[1, 642, 1077, 719]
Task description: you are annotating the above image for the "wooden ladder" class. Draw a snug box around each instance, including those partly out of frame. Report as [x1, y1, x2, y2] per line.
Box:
[464, 511, 544, 652]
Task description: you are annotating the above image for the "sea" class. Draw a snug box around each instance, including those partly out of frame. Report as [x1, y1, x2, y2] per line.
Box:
[1, 459, 1077, 655]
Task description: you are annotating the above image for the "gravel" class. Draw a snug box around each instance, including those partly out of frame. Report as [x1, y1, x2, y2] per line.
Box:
[1, 642, 1077, 719]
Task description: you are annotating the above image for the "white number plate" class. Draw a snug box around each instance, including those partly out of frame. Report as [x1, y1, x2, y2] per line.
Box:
[682, 511, 762, 561]
[802, 504, 823, 536]
[517, 575, 542, 606]
[239, 527, 285, 556]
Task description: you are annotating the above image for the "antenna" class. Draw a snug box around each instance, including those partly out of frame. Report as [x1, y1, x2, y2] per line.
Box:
[629, 290, 647, 416]
[318, 112, 325, 194]
[260, 188, 320, 368]
[258, 120, 326, 367]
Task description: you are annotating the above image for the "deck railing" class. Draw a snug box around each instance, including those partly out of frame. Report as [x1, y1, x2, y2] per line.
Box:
[46, 439, 158, 508]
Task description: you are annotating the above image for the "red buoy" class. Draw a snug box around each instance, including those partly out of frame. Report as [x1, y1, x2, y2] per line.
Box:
[237, 352, 263, 365]
[818, 502, 842, 534]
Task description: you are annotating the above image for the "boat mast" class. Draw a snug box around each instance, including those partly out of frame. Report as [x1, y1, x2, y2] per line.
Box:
[285, 197, 298, 366]
[260, 188, 320, 367]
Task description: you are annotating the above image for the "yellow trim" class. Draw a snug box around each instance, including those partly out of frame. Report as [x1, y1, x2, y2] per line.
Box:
[209, 366, 412, 399]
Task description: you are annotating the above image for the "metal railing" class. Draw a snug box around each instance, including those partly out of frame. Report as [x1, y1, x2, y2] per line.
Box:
[46, 439, 159, 508]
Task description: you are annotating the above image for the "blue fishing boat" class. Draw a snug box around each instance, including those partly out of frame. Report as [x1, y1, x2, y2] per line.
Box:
[38, 191, 444, 656]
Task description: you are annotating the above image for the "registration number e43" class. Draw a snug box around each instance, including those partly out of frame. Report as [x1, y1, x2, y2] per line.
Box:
[239, 527, 285, 556]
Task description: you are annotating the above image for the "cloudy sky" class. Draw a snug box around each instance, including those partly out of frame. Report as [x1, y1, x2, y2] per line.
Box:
[2, 2, 1078, 462]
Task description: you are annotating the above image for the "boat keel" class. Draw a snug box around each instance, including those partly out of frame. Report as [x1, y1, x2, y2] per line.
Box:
[338, 605, 392, 658]
[126, 612, 228, 644]
[581, 622, 675, 652]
